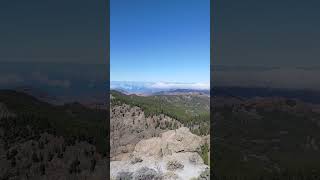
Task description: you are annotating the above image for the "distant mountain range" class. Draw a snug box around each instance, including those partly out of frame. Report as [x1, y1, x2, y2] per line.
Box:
[153, 89, 210, 96]
[112, 81, 320, 104]
[0, 62, 108, 105]
[110, 81, 156, 94]
[212, 86, 320, 104]
[110, 81, 210, 95]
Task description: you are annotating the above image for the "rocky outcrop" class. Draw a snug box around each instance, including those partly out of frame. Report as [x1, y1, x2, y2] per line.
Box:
[166, 160, 184, 171]
[111, 127, 210, 180]
[134, 127, 203, 157]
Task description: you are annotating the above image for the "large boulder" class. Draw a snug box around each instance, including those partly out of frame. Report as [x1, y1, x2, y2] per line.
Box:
[161, 127, 203, 155]
[134, 127, 203, 158]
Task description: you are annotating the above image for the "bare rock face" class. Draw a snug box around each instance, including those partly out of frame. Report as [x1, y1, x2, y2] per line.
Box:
[166, 160, 184, 171]
[131, 156, 143, 164]
[133, 167, 163, 180]
[161, 127, 203, 155]
[163, 171, 180, 180]
[133, 137, 162, 157]
[116, 171, 133, 180]
[134, 127, 203, 158]
[111, 127, 209, 180]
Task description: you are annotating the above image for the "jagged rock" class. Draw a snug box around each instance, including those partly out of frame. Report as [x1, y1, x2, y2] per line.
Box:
[111, 128, 209, 180]
[163, 171, 180, 180]
[116, 171, 133, 180]
[166, 160, 184, 171]
[198, 168, 210, 180]
[131, 156, 143, 164]
[134, 127, 203, 158]
[133, 167, 163, 180]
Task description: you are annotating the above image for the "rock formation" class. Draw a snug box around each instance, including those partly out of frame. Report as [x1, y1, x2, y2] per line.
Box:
[111, 127, 210, 180]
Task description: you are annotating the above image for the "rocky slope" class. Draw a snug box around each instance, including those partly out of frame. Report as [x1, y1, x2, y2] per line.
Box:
[111, 127, 209, 180]
[110, 92, 210, 179]
[110, 90, 210, 136]
[110, 103, 183, 160]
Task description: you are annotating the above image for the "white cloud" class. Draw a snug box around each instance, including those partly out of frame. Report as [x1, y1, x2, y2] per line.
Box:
[150, 82, 210, 90]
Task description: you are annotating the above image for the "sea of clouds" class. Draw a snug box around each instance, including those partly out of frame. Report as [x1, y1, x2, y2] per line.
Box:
[111, 81, 210, 94]
[213, 66, 320, 91]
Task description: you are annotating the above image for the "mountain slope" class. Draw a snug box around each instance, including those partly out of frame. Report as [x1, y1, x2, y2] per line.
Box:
[111, 90, 210, 135]
[0, 90, 108, 179]
[213, 96, 320, 178]
[0, 90, 107, 154]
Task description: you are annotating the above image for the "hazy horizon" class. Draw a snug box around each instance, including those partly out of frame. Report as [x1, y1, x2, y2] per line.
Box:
[213, 65, 320, 91]
[110, 81, 210, 94]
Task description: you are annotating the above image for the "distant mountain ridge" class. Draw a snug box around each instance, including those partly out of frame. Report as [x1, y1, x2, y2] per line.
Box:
[153, 89, 210, 96]
[111, 81, 210, 95]
[213, 86, 320, 104]
[13, 86, 61, 104]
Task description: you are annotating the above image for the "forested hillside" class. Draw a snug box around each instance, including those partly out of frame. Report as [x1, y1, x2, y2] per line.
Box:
[0, 90, 107, 154]
[213, 96, 320, 179]
[111, 90, 210, 135]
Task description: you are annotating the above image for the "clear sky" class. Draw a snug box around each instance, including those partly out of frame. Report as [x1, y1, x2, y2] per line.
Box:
[214, 0, 320, 67]
[0, 0, 106, 64]
[212, 0, 320, 90]
[110, 0, 210, 83]
[0, 0, 108, 100]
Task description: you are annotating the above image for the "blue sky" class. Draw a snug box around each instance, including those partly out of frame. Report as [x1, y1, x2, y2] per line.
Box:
[110, 0, 210, 83]
[0, 0, 106, 64]
[212, 0, 320, 90]
[214, 0, 320, 67]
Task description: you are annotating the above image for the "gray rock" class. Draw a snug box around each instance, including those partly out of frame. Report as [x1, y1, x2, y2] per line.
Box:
[198, 168, 210, 180]
[131, 156, 143, 164]
[166, 160, 184, 171]
[133, 167, 163, 180]
[189, 154, 202, 165]
[116, 171, 134, 180]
